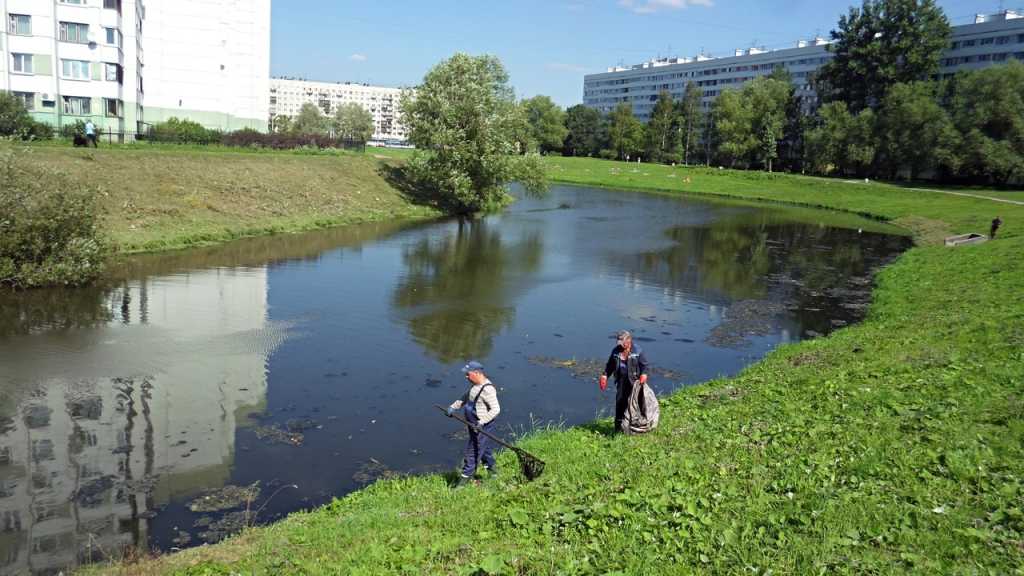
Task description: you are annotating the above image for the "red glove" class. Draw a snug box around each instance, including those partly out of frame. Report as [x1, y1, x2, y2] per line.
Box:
[599, 375, 608, 391]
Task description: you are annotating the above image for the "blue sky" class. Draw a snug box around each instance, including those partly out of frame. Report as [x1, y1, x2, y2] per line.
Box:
[272, 0, 994, 106]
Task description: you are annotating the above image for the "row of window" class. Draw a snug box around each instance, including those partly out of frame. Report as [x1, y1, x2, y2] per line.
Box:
[951, 34, 1024, 50]
[10, 53, 123, 83]
[588, 57, 833, 88]
[8, 15, 124, 48]
[10, 91, 123, 118]
[942, 52, 1023, 66]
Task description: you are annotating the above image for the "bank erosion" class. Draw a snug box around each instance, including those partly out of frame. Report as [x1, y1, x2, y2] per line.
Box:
[78, 155, 1024, 575]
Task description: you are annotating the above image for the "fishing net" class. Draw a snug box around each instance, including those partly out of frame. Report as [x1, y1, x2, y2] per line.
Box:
[514, 447, 546, 481]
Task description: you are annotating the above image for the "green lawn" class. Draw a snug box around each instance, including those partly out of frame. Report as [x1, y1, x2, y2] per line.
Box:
[78, 155, 1024, 575]
[10, 144, 436, 254]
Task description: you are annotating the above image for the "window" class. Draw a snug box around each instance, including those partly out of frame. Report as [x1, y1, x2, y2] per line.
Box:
[104, 98, 123, 118]
[963, 39, 976, 47]
[104, 27, 122, 47]
[8, 14, 31, 35]
[59, 21, 89, 44]
[61, 59, 91, 80]
[63, 96, 91, 115]
[950, 41, 960, 50]
[981, 38, 994, 46]
[104, 63, 123, 83]
[12, 53, 33, 74]
[60, 0, 85, 4]
[996, 35, 1011, 45]
[13, 92, 34, 111]
[104, 0, 122, 12]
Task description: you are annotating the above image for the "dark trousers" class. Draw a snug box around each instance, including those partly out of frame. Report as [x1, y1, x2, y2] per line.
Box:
[87, 134, 98, 147]
[461, 420, 496, 477]
[614, 380, 634, 432]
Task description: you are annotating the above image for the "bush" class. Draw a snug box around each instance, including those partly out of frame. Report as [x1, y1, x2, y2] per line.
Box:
[146, 117, 222, 145]
[0, 147, 109, 288]
[0, 92, 54, 141]
[60, 119, 87, 139]
[220, 129, 365, 151]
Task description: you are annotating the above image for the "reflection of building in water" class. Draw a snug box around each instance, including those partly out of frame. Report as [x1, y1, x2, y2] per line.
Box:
[0, 269, 273, 575]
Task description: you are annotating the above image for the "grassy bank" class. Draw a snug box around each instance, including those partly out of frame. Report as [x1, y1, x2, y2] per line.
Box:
[82, 157, 1024, 574]
[11, 145, 436, 254]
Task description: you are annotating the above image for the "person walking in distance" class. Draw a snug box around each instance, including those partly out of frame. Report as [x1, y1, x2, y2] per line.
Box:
[84, 120, 98, 148]
[991, 216, 1002, 239]
[446, 361, 500, 486]
[599, 330, 649, 433]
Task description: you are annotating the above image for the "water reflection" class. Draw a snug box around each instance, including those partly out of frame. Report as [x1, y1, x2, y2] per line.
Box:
[393, 220, 543, 363]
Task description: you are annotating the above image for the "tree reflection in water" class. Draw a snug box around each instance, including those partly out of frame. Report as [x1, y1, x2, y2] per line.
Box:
[393, 219, 543, 363]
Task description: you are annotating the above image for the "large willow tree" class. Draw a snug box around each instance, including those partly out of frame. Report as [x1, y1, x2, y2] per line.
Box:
[401, 53, 546, 213]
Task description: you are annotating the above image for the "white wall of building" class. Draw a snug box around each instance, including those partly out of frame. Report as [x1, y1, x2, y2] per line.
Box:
[269, 77, 409, 142]
[142, 0, 270, 132]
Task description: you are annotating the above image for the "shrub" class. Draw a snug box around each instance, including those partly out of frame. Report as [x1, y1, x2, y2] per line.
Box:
[220, 129, 365, 151]
[0, 147, 109, 288]
[0, 92, 54, 141]
[146, 117, 222, 144]
[60, 119, 87, 139]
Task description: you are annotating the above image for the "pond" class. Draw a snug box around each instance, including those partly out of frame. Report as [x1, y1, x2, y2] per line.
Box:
[0, 184, 911, 573]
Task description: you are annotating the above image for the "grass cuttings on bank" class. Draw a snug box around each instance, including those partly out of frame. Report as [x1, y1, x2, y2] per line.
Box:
[15, 145, 437, 253]
[86, 158, 1024, 575]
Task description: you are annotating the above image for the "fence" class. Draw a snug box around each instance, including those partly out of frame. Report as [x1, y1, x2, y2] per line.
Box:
[67, 127, 367, 152]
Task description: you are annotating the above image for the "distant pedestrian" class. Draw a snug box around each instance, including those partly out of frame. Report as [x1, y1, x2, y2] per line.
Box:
[599, 330, 649, 433]
[446, 360, 500, 486]
[991, 216, 1002, 239]
[84, 120, 98, 148]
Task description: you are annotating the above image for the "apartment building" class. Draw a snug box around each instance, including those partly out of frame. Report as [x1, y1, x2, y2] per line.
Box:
[1, 0, 270, 135]
[0, 0, 144, 134]
[269, 77, 409, 142]
[584, 11, 1024, 121]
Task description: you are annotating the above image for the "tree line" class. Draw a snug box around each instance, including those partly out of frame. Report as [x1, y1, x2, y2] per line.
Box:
[528, 0, 1024, 185]
[269, 102, 376, 143]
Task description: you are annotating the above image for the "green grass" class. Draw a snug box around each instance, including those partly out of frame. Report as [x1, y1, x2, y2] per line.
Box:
[78, 155, 1024, 575]
[11, 144, 436, 254]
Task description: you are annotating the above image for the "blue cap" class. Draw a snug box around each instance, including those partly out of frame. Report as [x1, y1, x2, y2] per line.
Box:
[461, 360, 485, 374]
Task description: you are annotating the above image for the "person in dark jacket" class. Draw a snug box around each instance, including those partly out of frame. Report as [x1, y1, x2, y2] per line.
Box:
[598, 330, 649, 432]
[991, 216, 1002, 239]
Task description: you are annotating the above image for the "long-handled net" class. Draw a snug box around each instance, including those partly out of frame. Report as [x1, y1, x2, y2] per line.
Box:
[435, 405, 546, 480]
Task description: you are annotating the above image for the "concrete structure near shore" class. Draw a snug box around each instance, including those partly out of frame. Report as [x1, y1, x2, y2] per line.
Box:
[269, 77, 410, 143]
[584, 10, 1024, 120]
[0, 0, 270, 135]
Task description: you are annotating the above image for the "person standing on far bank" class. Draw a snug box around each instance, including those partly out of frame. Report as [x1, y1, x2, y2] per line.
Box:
[599, 330, 649, 432]
[446, 361, 500, 486]
[991, 216, 1002, 239]
[84, 120, 98, 148]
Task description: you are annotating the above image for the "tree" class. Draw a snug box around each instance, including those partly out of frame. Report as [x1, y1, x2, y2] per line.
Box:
[270, 114, 292, 134]
[563, 104, 603, 157]
[805, 101, 877, 176]
[876, 81, 959, 179]
[401, 53, 547, 213]
[644, 91, 677, 164]
[522, 95, 567, 154]
[291, 103, 329, 135]
[816, 0, 951, 112]
[941, 60, 1024, 184]
[712, 90, 755, 167]
[676, 82, 703, 165]
[0, 92, 51, 140]
[607, 103, 645, 161]
[333, 102, 375, 143]
[746, 77, 792, 171]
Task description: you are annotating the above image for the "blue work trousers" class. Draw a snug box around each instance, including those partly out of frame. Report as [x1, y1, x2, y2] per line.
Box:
[462, 420, 496, 477]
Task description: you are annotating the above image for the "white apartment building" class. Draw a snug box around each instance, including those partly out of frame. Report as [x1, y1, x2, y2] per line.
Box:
[584, 11, 1024, 121]
[1, 0, 270, 136]
[0, 0, 144, 134]
[269, 77, 409, 142]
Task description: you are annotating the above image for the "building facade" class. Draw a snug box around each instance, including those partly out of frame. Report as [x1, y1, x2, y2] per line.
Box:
[584, 11, 1024, 121]
[269, 77, 409, 143]
[0, 0, 145, 134]
[1, 0, 270, 136]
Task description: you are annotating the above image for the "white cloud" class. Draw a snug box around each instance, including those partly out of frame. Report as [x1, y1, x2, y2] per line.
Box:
[349, 53, 367, 62]
[546, 62, 590, 74]
[618, 0, 713, 14]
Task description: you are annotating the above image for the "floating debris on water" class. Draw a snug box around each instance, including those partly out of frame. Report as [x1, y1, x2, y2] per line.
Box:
[425, 378, 442, 388]
[254, 425, 304, 446]
[352, 458, 399, 485]
[706, 300, 786, 348]
[171, 531, 192, 547]
[188, 483, 261, 513]
[197, 510, 254, 543]
[285, 418, 319, 432]
[528, 357, 685, 382]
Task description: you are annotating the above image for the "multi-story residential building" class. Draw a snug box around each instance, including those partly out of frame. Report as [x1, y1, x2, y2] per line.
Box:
[0, 0, 145, 134]
[269, 77, 409, 143]
[1, 0, 270, 136]
[584, 10, 1024, 121]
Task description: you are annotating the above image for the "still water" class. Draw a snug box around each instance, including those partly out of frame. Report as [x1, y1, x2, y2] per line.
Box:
[0, 185, 910, 574]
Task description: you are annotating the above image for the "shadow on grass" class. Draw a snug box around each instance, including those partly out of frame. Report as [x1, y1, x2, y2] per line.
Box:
[579, 419, 617, 438]
[378, 162, 466, 215]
